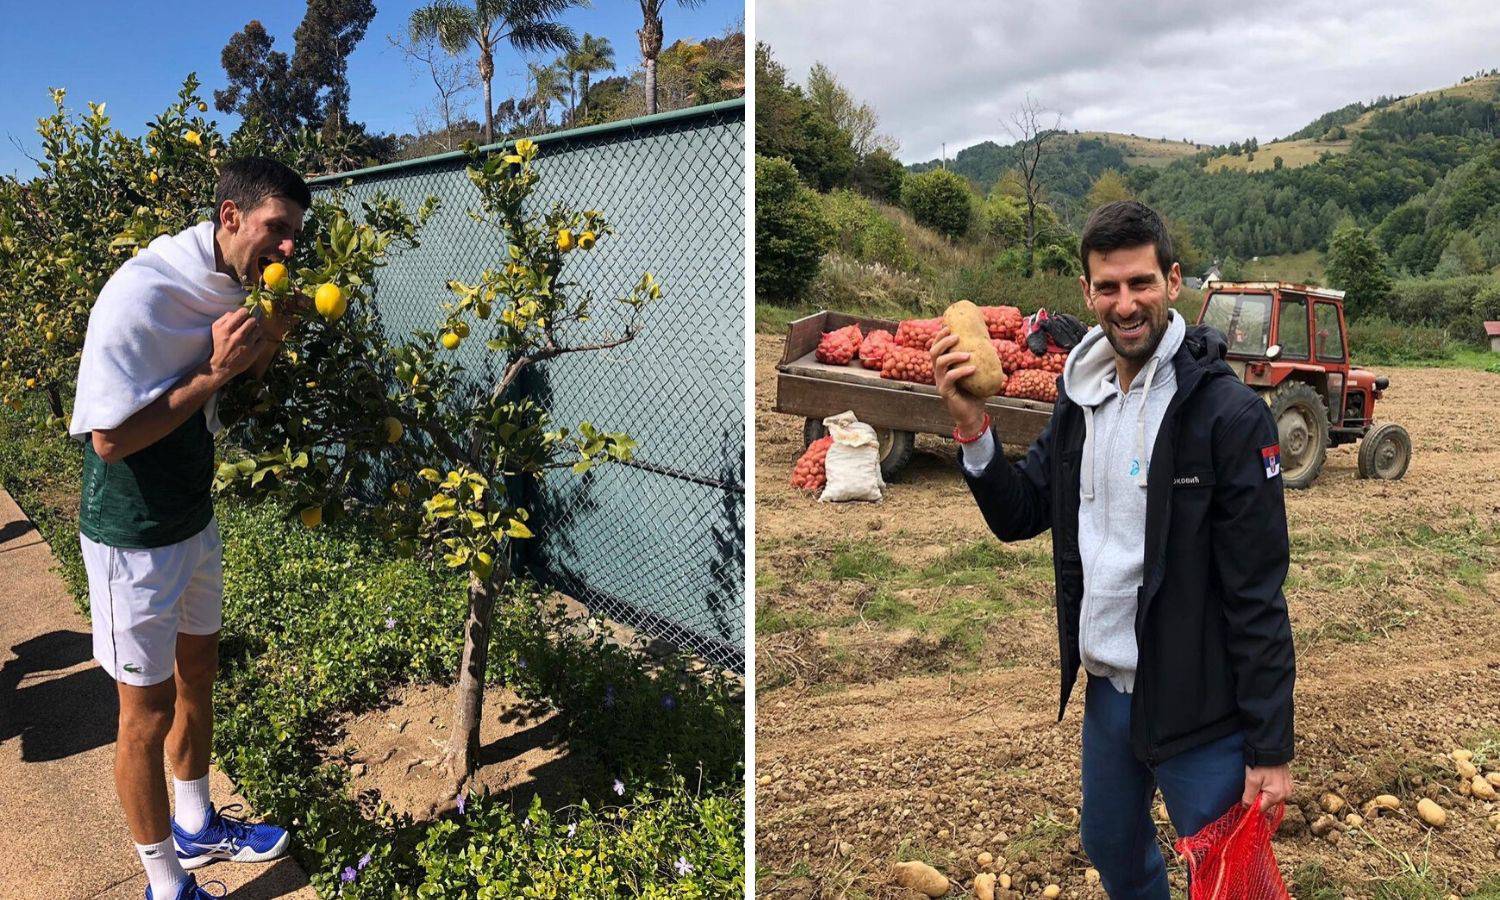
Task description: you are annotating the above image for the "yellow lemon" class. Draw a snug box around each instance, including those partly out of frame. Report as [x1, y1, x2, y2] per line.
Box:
[197, 102, 208, 112]
[0, 360, 9, 370]
[258, 297, 276, 317]
[556, 229, 574, 252]
[185, 130, 202, 146]
[148, 171, 159, 185]
[299, 506, 323, 528]
[578, 230, 596, 250]
[383, 416, 403, 443]
[314, 283, 346, 320]
[26, 378, 37, 388]
[45, 330, 57, 342]
[262, 262, 288, 290]
[440, 332, 461, 350]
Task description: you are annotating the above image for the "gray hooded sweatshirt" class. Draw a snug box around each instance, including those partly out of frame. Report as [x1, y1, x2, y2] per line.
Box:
[1063, 309, 1185, 693]
[961, 309, 1186, 693]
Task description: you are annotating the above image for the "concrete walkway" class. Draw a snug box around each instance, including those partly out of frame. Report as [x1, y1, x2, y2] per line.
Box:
[0, 490, 314, 900]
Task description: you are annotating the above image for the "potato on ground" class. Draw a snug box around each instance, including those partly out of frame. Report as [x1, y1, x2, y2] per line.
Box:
[942, 300, 1007, 397]
[892, 860, 950, 897]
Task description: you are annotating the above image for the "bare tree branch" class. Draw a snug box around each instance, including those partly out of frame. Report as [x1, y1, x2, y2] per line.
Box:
[1003, 94, 1061, 278]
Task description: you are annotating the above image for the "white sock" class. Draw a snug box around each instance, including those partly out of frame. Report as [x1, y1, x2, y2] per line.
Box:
[173, 774, 213, 834]
[136, 836, 188, 898]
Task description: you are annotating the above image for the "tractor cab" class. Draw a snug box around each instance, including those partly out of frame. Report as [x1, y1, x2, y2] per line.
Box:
[1196, 281, 1409, 488]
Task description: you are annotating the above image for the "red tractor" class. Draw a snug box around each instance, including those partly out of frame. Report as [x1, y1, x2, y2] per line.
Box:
[1196, 282, 1411, 488]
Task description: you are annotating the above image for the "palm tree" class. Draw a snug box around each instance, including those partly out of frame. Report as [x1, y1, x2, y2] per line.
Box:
[563, 33, 613, 122]
[409, 0, 579, 144]
[527, 61, 568, 131]
[637, 0, 704, 115]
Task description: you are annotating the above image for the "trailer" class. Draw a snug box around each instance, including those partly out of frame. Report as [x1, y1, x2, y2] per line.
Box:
[773, 310, 1054, 480]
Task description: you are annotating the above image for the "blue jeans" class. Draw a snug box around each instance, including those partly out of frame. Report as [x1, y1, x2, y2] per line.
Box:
[1080, 675, 1246, 900]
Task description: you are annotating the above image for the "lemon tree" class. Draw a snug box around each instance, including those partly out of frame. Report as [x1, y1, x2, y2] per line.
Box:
[217, 138, 657, 785]
[0, 76, 225, 419]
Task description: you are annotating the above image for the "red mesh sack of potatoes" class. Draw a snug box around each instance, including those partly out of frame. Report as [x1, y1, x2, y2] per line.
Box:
[980, 305, 1023, 341]
[894, 317, 942, 351]
[790, 436, 834, 491]
[993, 339, 1046, 372]
[1042, 351, 1067, 374]
[816, 324, 863, 365]
[880, 345, 935, 385]
[1173, 798, 1289, 900]
[859, 329, 895, 370]
[1003, 369, 1058, 402]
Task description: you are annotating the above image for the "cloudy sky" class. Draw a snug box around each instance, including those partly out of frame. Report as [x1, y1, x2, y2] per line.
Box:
[758, 0, 1500, 163]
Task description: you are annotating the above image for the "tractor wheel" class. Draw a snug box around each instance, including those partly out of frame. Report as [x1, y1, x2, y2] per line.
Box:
[803, 418, 915, 482]
[1357, 422, 1411, 480]
[1265, 381, 1329, 489]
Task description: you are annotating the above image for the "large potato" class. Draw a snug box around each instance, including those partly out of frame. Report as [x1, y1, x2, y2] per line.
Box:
[943, 300, 1007, 397]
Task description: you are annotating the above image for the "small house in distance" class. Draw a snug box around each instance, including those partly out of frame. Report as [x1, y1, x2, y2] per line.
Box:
[1486, 321, 1500, 353]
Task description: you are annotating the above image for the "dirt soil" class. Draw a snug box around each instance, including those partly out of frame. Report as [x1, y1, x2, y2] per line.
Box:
[755, 333, 1500, 899]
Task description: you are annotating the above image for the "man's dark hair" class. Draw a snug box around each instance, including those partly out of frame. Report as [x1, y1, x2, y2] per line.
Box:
[1078, 200, 1175, 281]
[212, 157, 311, 226]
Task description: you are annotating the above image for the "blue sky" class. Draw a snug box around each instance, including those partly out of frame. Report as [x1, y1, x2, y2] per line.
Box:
[0, 0, 745, 178]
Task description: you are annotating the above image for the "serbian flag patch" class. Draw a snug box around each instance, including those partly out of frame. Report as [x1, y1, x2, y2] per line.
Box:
[1261, 444, 1282, 479]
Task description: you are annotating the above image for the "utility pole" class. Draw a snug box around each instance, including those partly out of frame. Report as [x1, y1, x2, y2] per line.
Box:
[941, 142, 946, 170]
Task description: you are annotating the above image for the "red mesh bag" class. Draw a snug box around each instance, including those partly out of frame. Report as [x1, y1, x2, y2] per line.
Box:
[980, 305, 1023, 341]
[1173, 798, 1289, 900]
[816, 324, 863, 365]
[894, 317, 942, 351]
[859, 329, 895, 370]
[790, 436, 834, 490]
[880, 345, 935, 385]
[1003, 369, 1058, 402]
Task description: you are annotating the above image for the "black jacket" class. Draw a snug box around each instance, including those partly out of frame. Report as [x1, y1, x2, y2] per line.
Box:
[962, 326, 1295, 766]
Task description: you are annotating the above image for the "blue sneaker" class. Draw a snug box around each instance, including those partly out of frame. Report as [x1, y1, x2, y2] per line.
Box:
[172, 803, 290, 869]
[145, 874, 227, 899]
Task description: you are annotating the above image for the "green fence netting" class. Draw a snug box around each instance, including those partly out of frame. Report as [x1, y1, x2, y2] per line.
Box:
[307, 100, 745, 672]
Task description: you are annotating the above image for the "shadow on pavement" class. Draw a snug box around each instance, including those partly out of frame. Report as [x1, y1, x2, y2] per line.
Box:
[0, 630, 117, 762]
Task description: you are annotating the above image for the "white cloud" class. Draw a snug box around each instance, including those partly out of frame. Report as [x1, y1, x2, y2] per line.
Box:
[757, 0, 1500, 162]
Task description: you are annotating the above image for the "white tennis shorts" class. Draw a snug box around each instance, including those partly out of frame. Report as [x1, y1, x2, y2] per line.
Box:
[80, 519, 224, 687]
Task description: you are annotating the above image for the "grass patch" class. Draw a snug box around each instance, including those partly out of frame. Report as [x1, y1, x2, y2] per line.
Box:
[756, 602, 826, 635]
[830, 544, 896, 580]
[1007, 811, 1073, 855]
[1290, 861, 1345, 900]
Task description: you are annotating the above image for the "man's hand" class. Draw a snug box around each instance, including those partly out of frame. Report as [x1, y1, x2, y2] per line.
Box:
[931, 326, 987, 438]
[1243, 764, 1292, 808]
[209, 308, 265, 384]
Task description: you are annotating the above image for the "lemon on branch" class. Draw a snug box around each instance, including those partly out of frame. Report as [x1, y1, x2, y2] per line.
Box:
[314, 283, 346, 320]
[578, 230, 596, 250]
[557, 229, 574, 252]
[440, 332, 461, 350]
[261, 262, 288, 290]
[383, 416, 404, 443]
[185, 130, 202, 146]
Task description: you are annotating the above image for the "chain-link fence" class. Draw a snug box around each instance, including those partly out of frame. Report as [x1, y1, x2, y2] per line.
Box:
[307, 100, 745, 672]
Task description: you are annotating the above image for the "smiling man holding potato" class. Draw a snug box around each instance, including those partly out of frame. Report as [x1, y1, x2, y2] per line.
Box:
[931, 200, 1296, 899]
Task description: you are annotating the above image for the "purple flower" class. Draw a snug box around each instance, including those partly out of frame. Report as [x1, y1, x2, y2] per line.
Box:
[358, 852, 371, 870]
[674, 857, 693, 876]
[660, 693, 677, 711]
[341, 866, 357, 883]
[384, 617, 396, 630]
[456, 793, 467, 814]
[613, 778, 625, 796]
[517, 658, 528, 670]
[567, 822, 577, 837]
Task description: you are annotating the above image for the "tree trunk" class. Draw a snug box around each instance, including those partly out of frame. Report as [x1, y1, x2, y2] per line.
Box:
[580, 74, 591, 118]
[44, 384, 63, 420]
[638, 15, 663, 116]
[1025, 196, 1037, 279]
[440, 562, 506, 783]
[479, 49, 495, 144]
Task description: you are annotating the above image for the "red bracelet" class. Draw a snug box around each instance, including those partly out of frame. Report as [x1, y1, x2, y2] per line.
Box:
[953, 413, 991, 444]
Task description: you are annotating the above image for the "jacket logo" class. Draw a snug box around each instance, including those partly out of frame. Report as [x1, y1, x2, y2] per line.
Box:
[1262, 444, 1281, 479]
[1173, 475, 1201, 486]
[1129, 459, 1140, 477]
[123, 663, 143, 675]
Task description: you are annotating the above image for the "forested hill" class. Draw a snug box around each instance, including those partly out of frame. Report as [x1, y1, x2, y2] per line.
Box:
[917, 71, 1500, 274]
